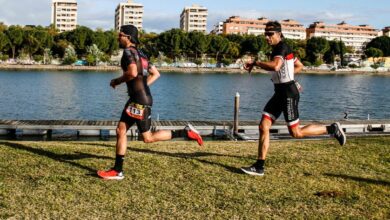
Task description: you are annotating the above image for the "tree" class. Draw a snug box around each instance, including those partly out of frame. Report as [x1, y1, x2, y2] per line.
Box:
[156, 29, 186, 59]
[5, 25, 24, 59]
[365, 36, 390, 57]
[209, 34, 229, 61]
[62, 45, 77, 65]
[0, 32, 10, 53]
[93, 29, 110, 53]
[306, 37, 330, 63]
[187, 31, 210, 60]
[86, 44, 103, 66]
[67, 26, 93, 55]
[324, 40, 346, 64]
[365, 47, 383, 64]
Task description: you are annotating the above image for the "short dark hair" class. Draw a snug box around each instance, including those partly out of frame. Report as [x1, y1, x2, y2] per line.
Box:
[265, 21, 282, 32]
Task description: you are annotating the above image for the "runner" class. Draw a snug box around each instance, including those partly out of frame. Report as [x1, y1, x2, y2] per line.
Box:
[97, 25, 203, 180]
[241, 21, 346, 176]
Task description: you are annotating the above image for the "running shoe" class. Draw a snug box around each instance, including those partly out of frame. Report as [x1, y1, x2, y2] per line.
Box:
[241, 165, 264, 176]
[185, 123, 204, 146]
[97, 169, 124, 180]
[332, 122, 346, 146]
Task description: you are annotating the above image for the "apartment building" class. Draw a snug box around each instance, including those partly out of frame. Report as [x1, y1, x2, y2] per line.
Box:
[210, 22, 223, 35]
[383, 27, 390, 37]
[306, 21, 379, 54]
[115, 0, 144, 31]
[180, 4, 208, 33]
[222, 16, 306, 40]
[51, 0, 77, 32]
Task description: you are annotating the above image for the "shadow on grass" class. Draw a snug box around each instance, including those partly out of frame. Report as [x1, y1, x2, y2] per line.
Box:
[0, 141, 112, 174]
[324, 173, 390, 186]
[82, 142, 253, 160]
[128, 147, 243, 174]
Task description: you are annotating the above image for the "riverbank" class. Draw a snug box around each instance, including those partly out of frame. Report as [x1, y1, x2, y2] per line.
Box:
[1, 64, 389, 75]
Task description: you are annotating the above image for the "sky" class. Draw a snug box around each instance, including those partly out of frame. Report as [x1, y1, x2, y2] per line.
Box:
[0, 0, 389, 33]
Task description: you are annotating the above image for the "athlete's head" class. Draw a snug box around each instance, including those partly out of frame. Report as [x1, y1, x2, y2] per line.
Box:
[118, 25, 140, 48]
[265, 21, 283, 46]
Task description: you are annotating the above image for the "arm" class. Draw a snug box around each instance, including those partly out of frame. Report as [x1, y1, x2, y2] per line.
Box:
[254, 57, 283, 71]
[244, 57, 283, 72]
[146, 65, 160, 86]
[294, 58, 304, 74]
[110, 63, 138, 89]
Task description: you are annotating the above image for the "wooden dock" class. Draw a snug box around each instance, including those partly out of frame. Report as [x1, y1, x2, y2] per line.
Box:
[0, 119, 389, 140]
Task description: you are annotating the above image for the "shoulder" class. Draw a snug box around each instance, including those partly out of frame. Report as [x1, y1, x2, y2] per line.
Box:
[272, 41, 292, 58]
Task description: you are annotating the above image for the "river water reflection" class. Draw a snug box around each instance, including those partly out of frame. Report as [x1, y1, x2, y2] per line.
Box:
[1, 70, 389, 120]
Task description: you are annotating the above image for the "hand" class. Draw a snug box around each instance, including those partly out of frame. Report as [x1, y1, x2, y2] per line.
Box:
[110, 79, 117, 89]
[244, 61, 256, 73]
[243, 62, 254, 71]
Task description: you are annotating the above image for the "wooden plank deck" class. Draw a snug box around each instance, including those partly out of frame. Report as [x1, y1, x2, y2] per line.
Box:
[0, 119, 389, 139]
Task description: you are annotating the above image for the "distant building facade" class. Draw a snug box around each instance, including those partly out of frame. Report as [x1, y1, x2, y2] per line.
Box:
[306, 21, 379, 54]
[383, 27, 390, 37]
[115, 0, 144, 31]
[51, 0, 77, 32]
[222, 16, 306, 40]
[210, 22, 223, 35]
[180, 4, 208, 33]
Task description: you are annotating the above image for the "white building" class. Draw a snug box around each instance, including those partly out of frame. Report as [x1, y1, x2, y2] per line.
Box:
[306, 21, 379, 54]
[180, 4, 208, 33]
[115, 0, 144, 31]
[51, 0, 77, 32]
[210, 22, 223, 35]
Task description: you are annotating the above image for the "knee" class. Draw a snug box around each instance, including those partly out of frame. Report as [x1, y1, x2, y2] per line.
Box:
[116, 126, 127, 137]
[259, 123, 271, 133]
[289, 129, 303, 138]
[142, 136, 154, 143]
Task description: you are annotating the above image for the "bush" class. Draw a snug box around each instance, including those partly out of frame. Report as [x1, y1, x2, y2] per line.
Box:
[0, 54, 9, 61]
[33, 55, 44, 63]
[348, 64, 358, 68]
[221, 58, 232, 66]
[302, 61, 312, 66]
[371, 64, 380, 69]
[194, 59, 202, 66]
[314, 59, 323, 67]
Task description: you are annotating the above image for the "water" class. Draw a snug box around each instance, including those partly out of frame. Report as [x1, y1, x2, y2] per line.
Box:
[1, 70, 389, 121]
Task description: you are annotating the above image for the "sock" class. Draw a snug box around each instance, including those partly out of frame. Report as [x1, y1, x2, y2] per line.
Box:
[113, 154, 124, 172]
[254, 159, 265, 169]
[171, 130, 184, 138]
[326, 125, 335, 134]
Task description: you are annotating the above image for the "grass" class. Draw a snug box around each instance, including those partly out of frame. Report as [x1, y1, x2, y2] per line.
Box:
[0, 137, 389, 219]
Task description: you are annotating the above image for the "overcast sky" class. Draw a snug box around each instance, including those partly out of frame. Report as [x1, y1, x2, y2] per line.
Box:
[0, 0, 388, 33]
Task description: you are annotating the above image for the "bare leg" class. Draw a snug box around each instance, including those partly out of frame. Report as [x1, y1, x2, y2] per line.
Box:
[289, 124, 327, 138]
[258, 118, 273, 160]
[116, 122, 131, 155]
[141, 130, 172, 143]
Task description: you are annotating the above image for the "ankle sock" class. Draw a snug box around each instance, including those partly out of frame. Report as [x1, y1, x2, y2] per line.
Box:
[114, 154, 124, 172]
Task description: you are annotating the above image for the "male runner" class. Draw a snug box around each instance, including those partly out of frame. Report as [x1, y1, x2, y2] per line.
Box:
[97, 25, 203, 180]
[241, 21, 346, 176]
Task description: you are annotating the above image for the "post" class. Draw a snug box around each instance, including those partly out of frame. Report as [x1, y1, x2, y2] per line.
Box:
[234, 92, 240, 134]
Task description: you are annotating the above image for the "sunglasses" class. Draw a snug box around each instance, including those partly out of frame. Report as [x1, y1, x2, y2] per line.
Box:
[264, 32, 276, 37]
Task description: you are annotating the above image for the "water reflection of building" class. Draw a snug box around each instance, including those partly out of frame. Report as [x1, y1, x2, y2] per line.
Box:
[51, 0, 77, 33]
[306, 21, 379, 55]
[115, 0, 144, 31]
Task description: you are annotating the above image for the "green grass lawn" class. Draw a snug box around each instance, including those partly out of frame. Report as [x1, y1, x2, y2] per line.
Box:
[0, 137, 389, 219]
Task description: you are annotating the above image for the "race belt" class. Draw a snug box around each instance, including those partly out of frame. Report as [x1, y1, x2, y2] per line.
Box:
[125, 102, 149, 120]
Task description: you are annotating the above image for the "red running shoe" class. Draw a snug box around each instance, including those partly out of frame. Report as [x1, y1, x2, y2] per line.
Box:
[97, 169, 124, 180]
[185, 124, 204, 146]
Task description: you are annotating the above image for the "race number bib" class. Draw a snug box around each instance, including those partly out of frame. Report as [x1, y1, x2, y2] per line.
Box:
[126, 103, 145, 120]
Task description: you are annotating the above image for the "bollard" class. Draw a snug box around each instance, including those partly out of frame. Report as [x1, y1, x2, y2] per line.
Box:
[233, 92, 240, 134]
